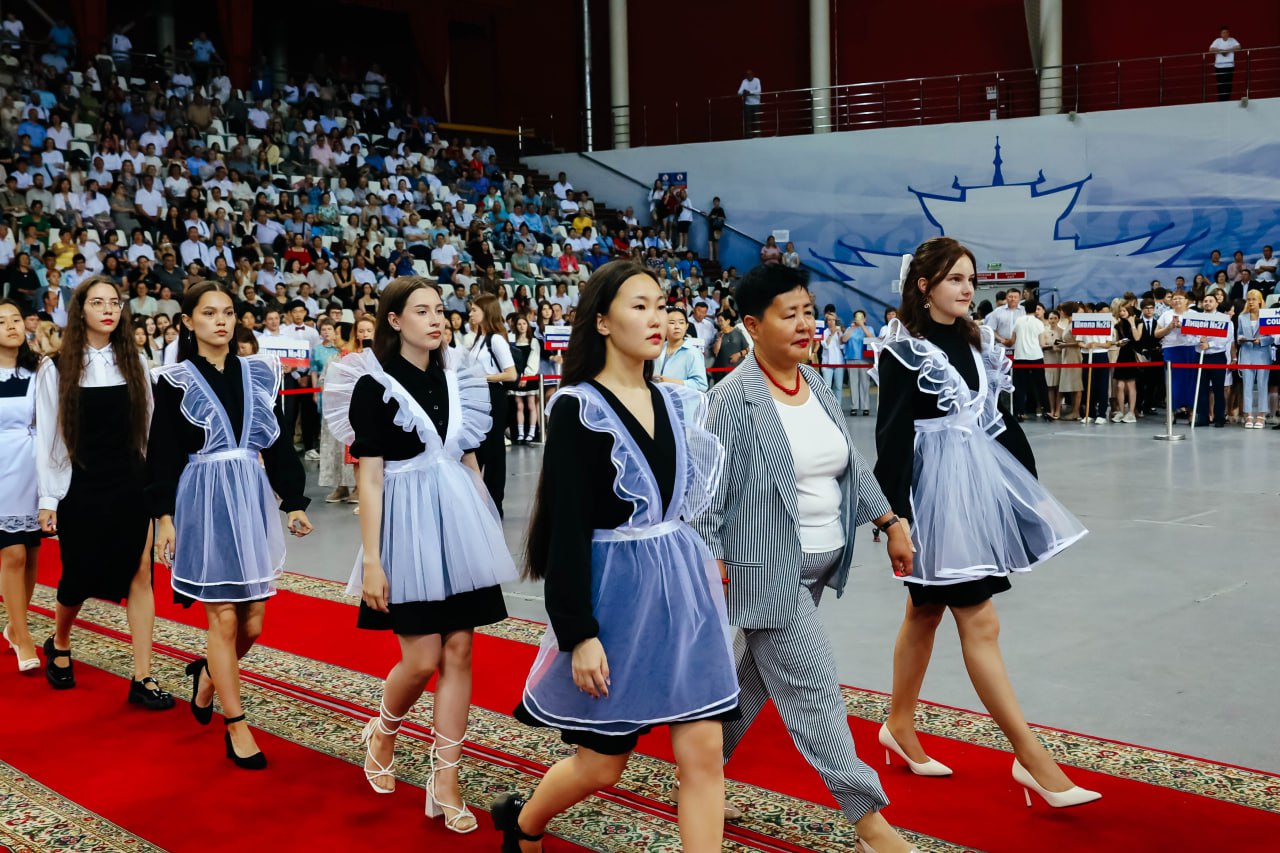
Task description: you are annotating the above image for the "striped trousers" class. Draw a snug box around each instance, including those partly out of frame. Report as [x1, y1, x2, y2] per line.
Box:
[723, 549, 890, 822]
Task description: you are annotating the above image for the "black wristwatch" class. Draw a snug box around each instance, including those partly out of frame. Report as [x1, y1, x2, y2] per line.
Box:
[876, 514, 901, 534]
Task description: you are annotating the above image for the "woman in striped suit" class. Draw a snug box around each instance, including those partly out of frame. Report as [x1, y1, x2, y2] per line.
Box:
[693, 264, 919, 853]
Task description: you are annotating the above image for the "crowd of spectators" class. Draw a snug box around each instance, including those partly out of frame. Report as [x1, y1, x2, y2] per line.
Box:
[0, 18, 747, 374]
[815, 255, 1280, 434]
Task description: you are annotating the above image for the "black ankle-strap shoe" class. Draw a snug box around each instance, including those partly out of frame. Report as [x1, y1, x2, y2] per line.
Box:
[128, 676, 176, 710]
[491, 793, 544, 853]
[43, 637, 75, 690]
[185, 658, 213, 724]
[224, 714, 268, 770]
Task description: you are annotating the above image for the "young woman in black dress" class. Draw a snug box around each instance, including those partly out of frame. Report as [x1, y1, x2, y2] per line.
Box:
[0, 298, 43, 673]
[34, 277, 174, 709]
[322, 276, 518, 833]
[148, 282, 313, 768]
[491, 261, 738, 853]
[872, 238, 1098, 808]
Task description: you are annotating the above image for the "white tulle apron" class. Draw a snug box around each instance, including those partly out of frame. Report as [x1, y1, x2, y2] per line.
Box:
[521, 383, 740, 736]
[322, 348, 519, 603]
[872, 321, 1087, 585]
[156, 356, 289, 602]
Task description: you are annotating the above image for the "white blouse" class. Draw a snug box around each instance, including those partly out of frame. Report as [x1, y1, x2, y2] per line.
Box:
[773, 393, 848, 553]
[468, 332, 516, 375]
[35, 346, 153, 511]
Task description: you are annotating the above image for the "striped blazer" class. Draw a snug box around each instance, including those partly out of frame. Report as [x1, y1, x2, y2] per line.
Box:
[691, 353, 892, 630]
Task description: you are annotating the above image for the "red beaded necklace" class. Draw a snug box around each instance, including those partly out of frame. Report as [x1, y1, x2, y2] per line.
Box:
[758, 359, 802, 396]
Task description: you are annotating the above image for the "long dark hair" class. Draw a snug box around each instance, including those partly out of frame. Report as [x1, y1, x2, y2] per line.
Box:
[373, 276, 446, 370]
[0, 298, 39, 372]
[56, 276, 149, 463]
[524, 260, 657, 581]
[176, 280, 230, 362]
[559, 259, 657, 387]
[897, 236, 981, 349]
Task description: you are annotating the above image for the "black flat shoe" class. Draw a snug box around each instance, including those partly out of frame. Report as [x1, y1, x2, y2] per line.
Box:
[491, 793, 544, 853]
[185, 658, 213, 725]
[224, 714, 267, 770]
[128, 676, 176, 710]
[43, 637, 75, 689]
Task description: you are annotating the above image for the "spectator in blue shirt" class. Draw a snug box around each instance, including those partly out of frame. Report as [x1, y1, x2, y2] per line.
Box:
[1201, 249, 1228, 282]
[389, 242, 415, 277]
[185, 148, 210, 178]
[49, 19, 77, 57]
[584, 244, 610, 270]
[17, 109, 46, 148]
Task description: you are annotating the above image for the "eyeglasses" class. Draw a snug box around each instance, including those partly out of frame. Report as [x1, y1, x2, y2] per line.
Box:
[86, 298, 123, 311]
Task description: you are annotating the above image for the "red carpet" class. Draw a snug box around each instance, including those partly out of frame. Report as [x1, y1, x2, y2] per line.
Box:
[29, 545, 1280, 853]
[0, 661, 509, 852]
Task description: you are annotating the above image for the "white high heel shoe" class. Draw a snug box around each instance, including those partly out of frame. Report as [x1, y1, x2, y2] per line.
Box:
[1012, 759, 1102, 808]
[3, 625, 39, 673]
[427, 730, 478, 834]
[878, 723, 953, 777]
[359, 702, 408, 794]
[853, 838, 921, 853]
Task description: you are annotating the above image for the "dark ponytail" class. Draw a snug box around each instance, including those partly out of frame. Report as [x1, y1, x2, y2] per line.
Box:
[176, 280, 225, 363]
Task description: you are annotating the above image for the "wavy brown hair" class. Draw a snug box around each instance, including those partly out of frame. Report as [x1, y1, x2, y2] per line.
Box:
[57, 276, 150, 464]
[373, 276, 446, 371]
[470, 293, 506, 338]
[897, 236, 981, 349]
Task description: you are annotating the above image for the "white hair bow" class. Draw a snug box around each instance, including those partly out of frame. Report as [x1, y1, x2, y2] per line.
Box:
[898, 253, 913, 286]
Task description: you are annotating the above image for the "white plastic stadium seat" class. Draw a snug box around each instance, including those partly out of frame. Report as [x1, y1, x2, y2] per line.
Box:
[412, 259, 429, 276]
[73, 122, 94, 140]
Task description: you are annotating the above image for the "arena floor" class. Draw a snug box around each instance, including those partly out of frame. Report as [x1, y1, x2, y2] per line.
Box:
[289, 411, 1280, 775]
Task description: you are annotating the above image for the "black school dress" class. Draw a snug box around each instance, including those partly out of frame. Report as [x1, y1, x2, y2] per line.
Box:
[512, 381, 739, 755]
[47, 359, 152, 608]
[873, 320, 1037, 608]
[347, 354, 508, 635]
[145, 354, 310, 606]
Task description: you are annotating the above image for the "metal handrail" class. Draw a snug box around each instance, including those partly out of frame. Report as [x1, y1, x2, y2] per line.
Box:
[531, 43, 1280, 152]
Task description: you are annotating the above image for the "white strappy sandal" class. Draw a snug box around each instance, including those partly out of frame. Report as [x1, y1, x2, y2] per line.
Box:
[426, 730, 478, 834]
[359, 702, 408, 794]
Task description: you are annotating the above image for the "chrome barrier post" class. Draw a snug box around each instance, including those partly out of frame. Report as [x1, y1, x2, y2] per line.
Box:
[1153, 360, 1185, 441]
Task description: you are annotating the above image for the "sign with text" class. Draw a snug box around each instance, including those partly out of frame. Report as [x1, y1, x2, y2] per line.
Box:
[814, 318, 826, 343]
[1071, 313, 1114, 337]
[1259, 307, 1280, 335]
[256, 335, 312, 368]
[658, 171, 687, 189]
[1180, 311, 1231, 338]
[976, 270, 1027, 282]
[543, 326, 572, 351]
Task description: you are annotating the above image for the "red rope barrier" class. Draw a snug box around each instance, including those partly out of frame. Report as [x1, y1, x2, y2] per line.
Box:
[277, 360, 1280, 393]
